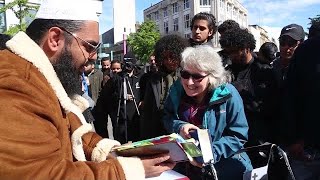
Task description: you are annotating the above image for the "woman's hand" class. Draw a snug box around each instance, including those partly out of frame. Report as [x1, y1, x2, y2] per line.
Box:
[179, 123, 199, 139]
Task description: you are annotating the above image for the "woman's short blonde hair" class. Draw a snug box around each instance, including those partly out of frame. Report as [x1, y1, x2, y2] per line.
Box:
[181, 45, 231, 90]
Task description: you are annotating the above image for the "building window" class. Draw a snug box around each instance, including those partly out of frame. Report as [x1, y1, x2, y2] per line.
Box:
[233, 8, 237, 17]
[164, 21, 168, 34]
[219, 0, 223, 8]
[227, 3, 231, 13]
[172, 2, 179, 14]
[200, 0, 211, 6]
[185, 33, 191, 38]
[184, 14, 190, 29]
[154, 11, 159, 21]
[24, 8, 37, 26]
[0, 3, 5, 33]
[173, 18, 179, 31]
[146, 14, 151, 20]
[163, 7, 168, 17]
[184, 0, 190, 9]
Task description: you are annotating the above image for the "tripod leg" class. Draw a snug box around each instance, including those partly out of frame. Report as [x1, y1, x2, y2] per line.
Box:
[126, 77, 140, 116]
[114, 79, 123, 142]
[122, 78, 128, 143]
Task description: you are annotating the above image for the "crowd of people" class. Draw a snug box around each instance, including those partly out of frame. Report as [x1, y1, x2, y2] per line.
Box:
[0, 0, 320, 179]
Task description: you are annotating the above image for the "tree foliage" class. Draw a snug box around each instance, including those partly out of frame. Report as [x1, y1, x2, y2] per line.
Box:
[127, 21, 160, 64]
[0, 0, 38, 36]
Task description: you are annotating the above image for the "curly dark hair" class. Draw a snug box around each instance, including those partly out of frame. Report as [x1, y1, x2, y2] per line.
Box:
[219, 28, 256, 51]
[218, 19, 240, 35]
[154, 34, 189, 66]
[308, 21, 320, 38]
[190, 12, 217, 40]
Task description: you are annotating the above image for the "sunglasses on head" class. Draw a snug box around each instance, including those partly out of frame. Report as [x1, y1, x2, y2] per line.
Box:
[180, 70, 209, 82]
[279, 37, 298, 47]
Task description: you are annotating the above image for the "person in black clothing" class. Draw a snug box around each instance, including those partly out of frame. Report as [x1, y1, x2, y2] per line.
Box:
[139, 54, 157, 108]
[219, 28, 276, 168]
[94, 58, 141, 143]
[270, 24, 305, 149]
[217, 20, 241, 69]
[0, 34, 11, 50]
[140, 34, 189, 140]
[308, 20, 320, 39]
[273, 24, 305, 88]
[258, 42, 278, 65]
[282, 36, 320, 179]
[100, 57, 111, 86]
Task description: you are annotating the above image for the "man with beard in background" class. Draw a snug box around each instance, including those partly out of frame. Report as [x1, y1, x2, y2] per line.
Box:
[100, 56, 112, 86]
[139, 53, 157, 107]
[219, 28, 277, 168]
[0, 0, 175, 179]
[140, 35, 189, 140]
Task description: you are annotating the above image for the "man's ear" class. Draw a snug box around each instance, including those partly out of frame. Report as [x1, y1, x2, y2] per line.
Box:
[208, 29, 213, 37]
[42, 27, 66, 58]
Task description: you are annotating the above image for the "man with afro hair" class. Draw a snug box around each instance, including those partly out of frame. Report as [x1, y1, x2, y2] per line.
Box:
[220, 28, 278, 168]
[218, 19, 240, 36]
[217, 20, 241, 69]
[140, 34, 190, 140]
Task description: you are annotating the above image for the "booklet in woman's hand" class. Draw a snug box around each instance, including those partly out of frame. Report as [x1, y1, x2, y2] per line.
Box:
[112, 133, 202, 162]
[189, 129, 214, 164]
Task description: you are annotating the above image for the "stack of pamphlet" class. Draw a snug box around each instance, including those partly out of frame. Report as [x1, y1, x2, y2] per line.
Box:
[112, 133, 202, 162]
[113, 130, 214, 164]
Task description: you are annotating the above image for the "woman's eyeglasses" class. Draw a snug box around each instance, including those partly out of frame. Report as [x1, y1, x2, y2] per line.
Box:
[180, 70, 209, 82]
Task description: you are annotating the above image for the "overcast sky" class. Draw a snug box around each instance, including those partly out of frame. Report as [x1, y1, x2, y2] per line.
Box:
[99, 0, 320, 40]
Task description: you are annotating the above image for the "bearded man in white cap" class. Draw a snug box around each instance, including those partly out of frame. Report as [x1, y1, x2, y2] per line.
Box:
[0, 0, 175, 179]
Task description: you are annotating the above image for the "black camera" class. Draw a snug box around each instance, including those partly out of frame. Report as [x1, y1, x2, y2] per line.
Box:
[123, 58, 134, 72]
[122, 51, 137, 74]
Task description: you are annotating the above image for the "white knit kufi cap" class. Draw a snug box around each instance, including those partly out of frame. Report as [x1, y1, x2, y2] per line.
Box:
[35, 0, 98, 22]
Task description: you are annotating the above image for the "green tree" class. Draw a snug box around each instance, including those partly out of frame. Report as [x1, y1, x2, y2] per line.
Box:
[0, 0, 38, 36]
[127, 21, 160, 64]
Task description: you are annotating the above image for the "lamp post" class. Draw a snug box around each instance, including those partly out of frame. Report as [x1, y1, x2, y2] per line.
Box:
[123, 28, 127, 55]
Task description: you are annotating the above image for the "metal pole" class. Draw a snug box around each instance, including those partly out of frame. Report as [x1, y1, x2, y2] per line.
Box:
[110, 50, 113, 61]
[122, 77, 128, 143]
[123, 33, 127, 55]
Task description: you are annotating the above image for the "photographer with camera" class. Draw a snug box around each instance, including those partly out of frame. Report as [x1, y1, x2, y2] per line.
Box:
[93, 56, 141, 144]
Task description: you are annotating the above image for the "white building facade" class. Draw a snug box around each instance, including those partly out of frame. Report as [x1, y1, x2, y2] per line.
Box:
[143, 0, 248, 47]
[0, 0, 103, 33]
[248, 25, 271, 51]
[113, 0, 136, 43]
